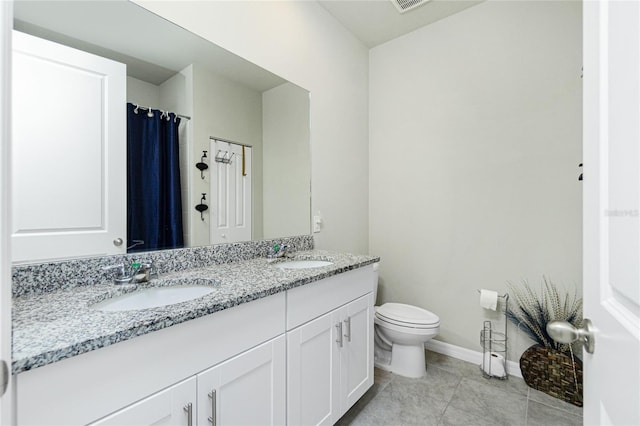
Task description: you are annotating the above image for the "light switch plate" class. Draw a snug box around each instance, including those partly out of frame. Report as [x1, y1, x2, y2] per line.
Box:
[313, 215, 322, 233]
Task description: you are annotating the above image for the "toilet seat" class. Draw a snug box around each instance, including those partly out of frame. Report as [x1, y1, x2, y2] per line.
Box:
[375, 303, 440, 329]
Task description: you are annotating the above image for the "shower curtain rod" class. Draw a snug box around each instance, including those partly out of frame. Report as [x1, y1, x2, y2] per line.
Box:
[132, 104, 191, 121]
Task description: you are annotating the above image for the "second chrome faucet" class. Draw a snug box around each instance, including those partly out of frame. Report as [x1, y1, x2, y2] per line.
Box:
[102, 262, 158, 285]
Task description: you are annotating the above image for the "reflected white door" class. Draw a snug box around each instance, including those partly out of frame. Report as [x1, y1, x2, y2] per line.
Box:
[11, 31, 126, 262]
[583, 1, 640, 424]
[210, 140, 251, 244]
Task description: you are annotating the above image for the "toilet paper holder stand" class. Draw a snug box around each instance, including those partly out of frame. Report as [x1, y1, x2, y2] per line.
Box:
[478, 291, 509, 380]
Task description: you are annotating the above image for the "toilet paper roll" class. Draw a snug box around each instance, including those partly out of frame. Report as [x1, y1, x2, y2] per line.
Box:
[480, 289, 498, 311]
[481, 352, 506, 378]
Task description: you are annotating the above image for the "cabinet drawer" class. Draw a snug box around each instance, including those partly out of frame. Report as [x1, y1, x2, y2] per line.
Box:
[287, 265, 374, 330]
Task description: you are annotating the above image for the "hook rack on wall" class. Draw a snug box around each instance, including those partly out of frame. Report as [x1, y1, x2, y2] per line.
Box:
[196, 151, 208, 179]
[195, 193, 208, 221]
[578, 163, 583, 181]
[214, 150, 235, 164]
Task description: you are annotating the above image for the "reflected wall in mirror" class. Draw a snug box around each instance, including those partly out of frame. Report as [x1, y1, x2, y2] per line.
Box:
[12, 0, 311, 263]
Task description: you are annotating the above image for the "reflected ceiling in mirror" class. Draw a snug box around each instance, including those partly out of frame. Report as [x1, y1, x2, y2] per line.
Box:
[13, 1, 311, 261]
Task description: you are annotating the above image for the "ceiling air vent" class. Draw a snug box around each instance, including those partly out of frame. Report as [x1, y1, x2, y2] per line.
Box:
[390, 0, 430, 14]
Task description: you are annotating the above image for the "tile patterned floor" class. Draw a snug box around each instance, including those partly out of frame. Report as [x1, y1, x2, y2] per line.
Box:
[336, 351, 583, 426]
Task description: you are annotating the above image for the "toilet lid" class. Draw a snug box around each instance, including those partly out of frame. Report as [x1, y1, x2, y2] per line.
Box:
[376, 303, 440, 326]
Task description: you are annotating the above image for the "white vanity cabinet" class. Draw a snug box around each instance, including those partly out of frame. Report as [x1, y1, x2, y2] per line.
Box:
[339, 294, 374, 411]
[196, 335, 286, 426]
[286, 266, 374, 425]
[15, 293, 286, 426]
[14, 264, 376, 426]
[90, 335, 286, 426]
[90, 377, 197, 426]
[287, 310, 341, 425]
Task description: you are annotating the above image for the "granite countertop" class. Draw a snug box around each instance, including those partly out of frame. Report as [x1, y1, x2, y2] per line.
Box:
[12, 250, 379, 375]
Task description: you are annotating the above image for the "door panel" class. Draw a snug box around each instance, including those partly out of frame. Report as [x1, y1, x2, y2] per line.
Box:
[90, 377, 196, 426]
[342, 294, 374, 413]
[0, 4, 12, 425]
[287, 311, 340, 426]
[210, 140, 251, 244]
[197, 336, 285, 426]
[11, 31, 126, 262]
[583, 1, 640, 424]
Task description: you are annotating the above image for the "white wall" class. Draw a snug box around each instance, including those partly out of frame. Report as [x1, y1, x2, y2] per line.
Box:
[126, 76, 160, 107]
[263, 83, 311, 239]
[160, 67, 192, 247]
[191, 63, 263, 246]
[135, 1, 370, 254]
[369, 1, 582, 361]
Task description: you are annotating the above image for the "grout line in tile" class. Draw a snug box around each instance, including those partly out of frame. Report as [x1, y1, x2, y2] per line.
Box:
[437, 372, 464, 425]
[524, 388, 530, 425]
[530, 398, 584, 418]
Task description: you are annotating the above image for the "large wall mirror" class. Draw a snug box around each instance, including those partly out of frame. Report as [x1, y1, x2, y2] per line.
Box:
[12, 1, 311, 263]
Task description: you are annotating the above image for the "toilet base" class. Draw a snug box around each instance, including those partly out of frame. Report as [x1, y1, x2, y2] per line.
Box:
[374, 343, 426, 379]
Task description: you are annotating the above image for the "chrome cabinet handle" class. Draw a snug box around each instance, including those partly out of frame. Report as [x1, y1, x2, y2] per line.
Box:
[336, 322, 343, 347]
[208, 390, 217, 425]
[183, 402, 193, 426]
[344, 317, 351, 342]
[113, 237, 123, 246]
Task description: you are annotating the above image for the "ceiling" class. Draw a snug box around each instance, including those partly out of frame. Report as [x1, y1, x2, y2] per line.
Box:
[13, 1, 286, 90]
[317, 0, 483, 48]
[13, 0, 485, 87]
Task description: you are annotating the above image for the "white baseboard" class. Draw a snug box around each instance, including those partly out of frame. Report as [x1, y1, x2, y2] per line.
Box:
[425, 340, 522, 378]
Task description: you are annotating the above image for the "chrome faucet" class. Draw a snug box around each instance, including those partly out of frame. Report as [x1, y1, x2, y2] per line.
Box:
[102, 261, 158, 285]
[267, 243, 292, 259]
[136, 262, 159, 282]
[102, 263, 138, 285]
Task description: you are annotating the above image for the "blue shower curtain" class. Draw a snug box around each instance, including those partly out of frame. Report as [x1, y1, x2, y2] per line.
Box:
[127, 103, 184, 252]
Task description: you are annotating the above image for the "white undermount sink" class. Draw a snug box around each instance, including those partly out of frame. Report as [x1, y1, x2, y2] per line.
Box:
[92, 285, 216, 312]
[275, 260, 333, 270]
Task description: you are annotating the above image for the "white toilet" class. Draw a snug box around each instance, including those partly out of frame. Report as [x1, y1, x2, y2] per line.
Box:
[372, 264, 440, 378]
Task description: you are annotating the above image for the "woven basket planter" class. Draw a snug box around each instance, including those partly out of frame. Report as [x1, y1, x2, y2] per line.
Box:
[520, 344, 583, 407]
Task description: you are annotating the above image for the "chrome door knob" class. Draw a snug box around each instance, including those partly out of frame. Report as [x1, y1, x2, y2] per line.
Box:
[113, 237, 123, 246]
[547, 319, 595, 354]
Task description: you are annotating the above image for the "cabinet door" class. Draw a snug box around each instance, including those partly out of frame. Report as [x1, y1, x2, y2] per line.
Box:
[198, 335, 286, 426]
[11, 30, 126, 262]
[340, 293, 374, 414]
[287, 311, 341, 426]
[90, 377, 196, 426]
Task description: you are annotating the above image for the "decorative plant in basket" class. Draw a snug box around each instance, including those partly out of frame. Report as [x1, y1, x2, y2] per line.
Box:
[506, 277, 584, 407]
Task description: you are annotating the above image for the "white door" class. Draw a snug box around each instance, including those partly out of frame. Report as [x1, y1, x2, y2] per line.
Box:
[287, 311, 341, 426]
[11, 31, 126, 262]
[196, 335, 285, 426]
[90, 377, 196, 426]
[340, 294, 374, 414]
[210, 139, 252, 244]
[582, 1, 640, 425]
[0, 4, 13, 425]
